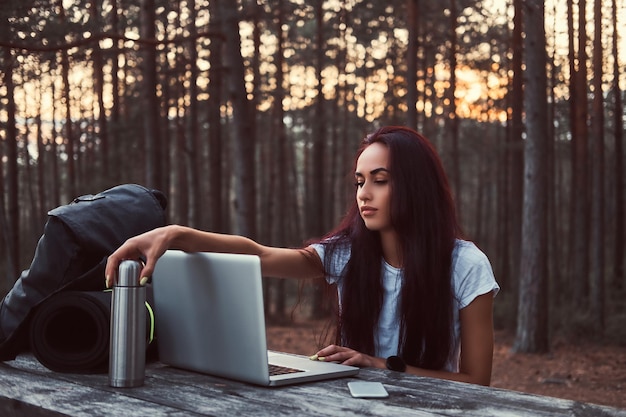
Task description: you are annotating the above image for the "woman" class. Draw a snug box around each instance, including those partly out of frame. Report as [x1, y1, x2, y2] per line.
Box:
[105, 126, 499, 386]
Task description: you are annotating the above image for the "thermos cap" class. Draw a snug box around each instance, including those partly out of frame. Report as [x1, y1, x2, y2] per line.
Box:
[117, 260, 143, 287]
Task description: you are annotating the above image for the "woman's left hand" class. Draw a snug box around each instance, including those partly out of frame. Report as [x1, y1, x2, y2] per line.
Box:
[311, 345, 385, 369]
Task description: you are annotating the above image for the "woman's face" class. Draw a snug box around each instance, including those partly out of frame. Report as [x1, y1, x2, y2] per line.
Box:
[355, 142, 392, 233]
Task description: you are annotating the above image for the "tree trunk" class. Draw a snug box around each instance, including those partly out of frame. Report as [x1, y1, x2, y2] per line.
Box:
[176, 78, 189, 226]
[207, 0, 225, 233]
[447, 0, 461, 211]
[569, 0, 590, 307]
[589, 0, 605, 330]
[91, 0, 108, 180]
[250, 0, 262, 234]
[547, 0, 562, 315]
[187, 0, 201, 228]
[36, 88, 46, 226]
[611, 0, 625, 291]
[50, 82, 61, 208]
[333, 3, 349, 225]
[307, 0, 325, 239]
[21, 122, 39, 239]
[109, 0, 121, 185]
[58, 3, 75, 200]
[2, 31, 19, 280]
[496, 116, 510, 297]
[416, 7, 427, 133]
[221, 0, 256, 238]
[140, 0, 162, 190]
[310, 0, 328, 317]
[406, 0, 418, 131]
[271, 0, 290, 318]
[513, 0, 549, 354]
[507, 0, 524, 297]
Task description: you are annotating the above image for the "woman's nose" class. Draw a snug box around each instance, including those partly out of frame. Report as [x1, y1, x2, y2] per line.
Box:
[357, 183, 371, 201]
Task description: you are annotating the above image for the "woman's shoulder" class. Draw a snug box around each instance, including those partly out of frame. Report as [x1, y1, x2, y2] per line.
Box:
[451, 239, 499, 306]
[452, 239, 491, 266]
[452, 239, 494, 275]
[309, 237, 351, 280]
[310, 236, 351, 256]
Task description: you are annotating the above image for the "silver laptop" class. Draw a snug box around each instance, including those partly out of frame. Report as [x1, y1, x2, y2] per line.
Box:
[151, 250, 359, 386]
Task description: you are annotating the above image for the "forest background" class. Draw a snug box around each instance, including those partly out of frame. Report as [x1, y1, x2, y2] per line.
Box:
[0, 0, 625, 356]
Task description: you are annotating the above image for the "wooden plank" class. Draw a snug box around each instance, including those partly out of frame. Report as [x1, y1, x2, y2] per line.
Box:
[0, 395, 70, 417]
[146, 363, 626, 417]
[2, 355, 625, 417]
[148, 366, 448, 417]
[7, 357, 438, 416]
[359, 369, 626, 417]
[0, 361, 197, 416]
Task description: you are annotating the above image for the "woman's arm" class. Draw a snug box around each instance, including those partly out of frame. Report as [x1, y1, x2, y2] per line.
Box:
[105, 225, 324, 287]
[312, 292, 495, 386]
[406, 292, 495, 385]
[456, 292, 495, 385]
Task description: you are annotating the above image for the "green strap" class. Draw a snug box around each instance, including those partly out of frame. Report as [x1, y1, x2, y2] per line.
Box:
[104, 288, 155, 344]
[144, 301, 155, 344]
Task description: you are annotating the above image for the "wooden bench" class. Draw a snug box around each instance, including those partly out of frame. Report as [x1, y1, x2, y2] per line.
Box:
[1, 354, 625, 416]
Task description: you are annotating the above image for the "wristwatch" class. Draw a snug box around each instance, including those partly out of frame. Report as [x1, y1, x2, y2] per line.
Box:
[385, 355, 406, 372]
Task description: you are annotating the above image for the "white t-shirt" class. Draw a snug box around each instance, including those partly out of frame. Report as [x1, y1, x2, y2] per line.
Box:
[310, 239, 499, 372]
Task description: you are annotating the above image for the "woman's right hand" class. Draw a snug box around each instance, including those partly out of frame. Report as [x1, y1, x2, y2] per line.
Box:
[105, 225, 175, 288]
[105, 224, 326, 288]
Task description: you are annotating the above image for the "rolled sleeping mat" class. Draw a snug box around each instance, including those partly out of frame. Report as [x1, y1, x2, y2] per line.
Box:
[28, 290, 155, 373]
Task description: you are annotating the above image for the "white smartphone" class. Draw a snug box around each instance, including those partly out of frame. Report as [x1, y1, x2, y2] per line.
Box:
[347, 381, 389, 398]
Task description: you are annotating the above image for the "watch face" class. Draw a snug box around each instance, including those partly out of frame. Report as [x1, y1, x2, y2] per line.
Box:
[386, 355, 406, 372]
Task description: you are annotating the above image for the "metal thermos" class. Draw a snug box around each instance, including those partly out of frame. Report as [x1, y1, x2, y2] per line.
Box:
[109, 260, 146, 387]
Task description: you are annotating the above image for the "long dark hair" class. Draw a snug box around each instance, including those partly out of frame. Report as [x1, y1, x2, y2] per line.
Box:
[319, 126, 461, 370]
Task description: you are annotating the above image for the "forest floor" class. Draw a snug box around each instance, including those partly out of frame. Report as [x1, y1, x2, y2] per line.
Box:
[265, 319, 626, 410]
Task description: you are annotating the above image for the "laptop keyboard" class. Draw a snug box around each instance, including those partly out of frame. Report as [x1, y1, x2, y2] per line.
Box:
[268, 364, 305, 376]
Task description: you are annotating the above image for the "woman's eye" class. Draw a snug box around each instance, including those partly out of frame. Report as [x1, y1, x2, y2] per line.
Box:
[354, 181, 364, 188]
[374, 179, 388, 185]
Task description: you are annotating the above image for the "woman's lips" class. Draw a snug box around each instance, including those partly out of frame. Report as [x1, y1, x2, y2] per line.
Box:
[360, 206, 377, 216]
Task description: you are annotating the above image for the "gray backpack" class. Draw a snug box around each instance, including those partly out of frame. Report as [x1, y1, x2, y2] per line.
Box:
[0, 184, 167, 370]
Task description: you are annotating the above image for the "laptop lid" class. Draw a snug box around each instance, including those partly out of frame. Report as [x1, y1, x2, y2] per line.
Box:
[152, 250, 358, 386]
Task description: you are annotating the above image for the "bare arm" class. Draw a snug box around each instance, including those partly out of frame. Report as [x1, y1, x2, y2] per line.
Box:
[406, 292, 495, 385]
[313, 292, 495, 386]
[105, 225, 324, 287]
